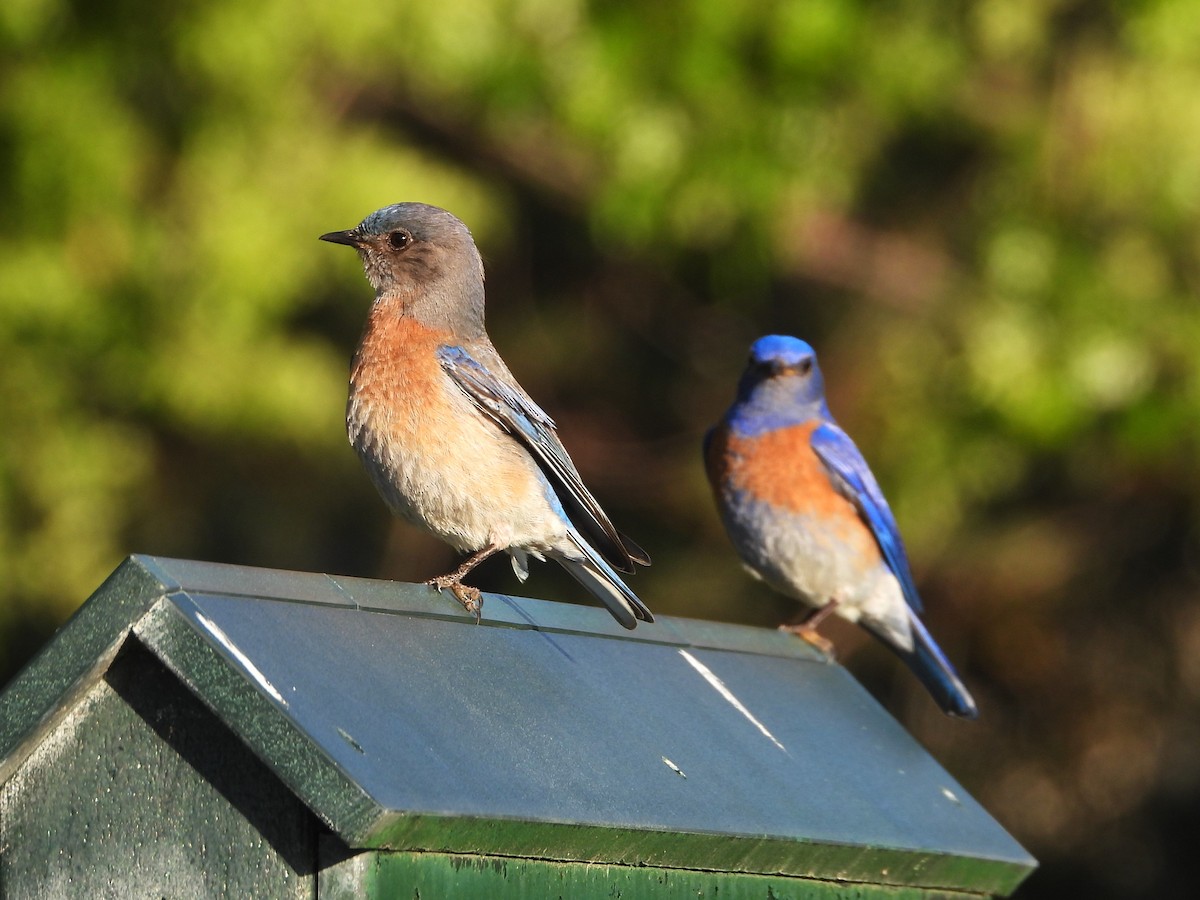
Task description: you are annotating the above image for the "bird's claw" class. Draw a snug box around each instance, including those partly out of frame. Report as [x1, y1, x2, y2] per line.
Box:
[779, 623, 836, 658]
[425, 575, 483, 623]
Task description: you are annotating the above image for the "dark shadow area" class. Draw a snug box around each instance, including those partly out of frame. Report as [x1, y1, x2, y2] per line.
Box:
[105, 638, 319, 879]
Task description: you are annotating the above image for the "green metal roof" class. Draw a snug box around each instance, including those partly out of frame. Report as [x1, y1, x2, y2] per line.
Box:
[0, 555, 1035, 895]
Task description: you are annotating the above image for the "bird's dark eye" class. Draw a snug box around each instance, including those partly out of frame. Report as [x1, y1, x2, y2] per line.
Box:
[387, 230, 412, 250]
[798, 358, 813, 376]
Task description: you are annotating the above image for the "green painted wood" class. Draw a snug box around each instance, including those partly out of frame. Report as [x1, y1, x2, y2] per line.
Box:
[319, 849, 987, 900]
[0, 640, 315, 898]
[354, 815, 1010, 893]
[0, 554, 352, 784]
[0, 556, 1037, 898]
[132, 578, 1031, 893]
[0, 557, 170, 784]
[131, 593, 386, 843]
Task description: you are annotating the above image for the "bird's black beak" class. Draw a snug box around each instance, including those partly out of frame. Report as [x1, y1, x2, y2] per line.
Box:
[319, 230, 363, 247]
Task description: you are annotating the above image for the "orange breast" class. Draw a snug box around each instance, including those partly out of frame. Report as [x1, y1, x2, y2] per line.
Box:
[349, 312, 451, 434]
[710, 420, 880, 561]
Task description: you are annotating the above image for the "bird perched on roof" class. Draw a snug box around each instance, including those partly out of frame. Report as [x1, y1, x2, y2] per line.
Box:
[705, 335, 977, 718]
[321, 202, 652, 628]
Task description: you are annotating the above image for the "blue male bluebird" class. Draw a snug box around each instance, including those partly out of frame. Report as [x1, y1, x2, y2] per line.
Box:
[320, 203, 652, 628]
[705, 335, 977, 718]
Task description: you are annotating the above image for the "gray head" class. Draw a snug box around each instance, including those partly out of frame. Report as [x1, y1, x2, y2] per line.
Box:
[321, 202, 486, 336]
[730, 335, 832, 430]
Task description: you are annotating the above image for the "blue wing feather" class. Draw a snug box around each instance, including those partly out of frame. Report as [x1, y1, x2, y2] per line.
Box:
[809, 422, 923, 614]
[436, 344, 649, 574]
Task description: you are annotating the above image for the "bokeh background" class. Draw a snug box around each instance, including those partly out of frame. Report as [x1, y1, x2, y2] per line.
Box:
[3, 1, 1199, 895]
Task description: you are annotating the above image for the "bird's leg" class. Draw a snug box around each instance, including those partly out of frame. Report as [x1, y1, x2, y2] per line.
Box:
[780, 599, 839, 657]
[425, 544, 502, 622]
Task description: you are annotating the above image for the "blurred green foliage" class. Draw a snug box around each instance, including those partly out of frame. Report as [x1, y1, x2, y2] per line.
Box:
[3, 1, 1200, 896]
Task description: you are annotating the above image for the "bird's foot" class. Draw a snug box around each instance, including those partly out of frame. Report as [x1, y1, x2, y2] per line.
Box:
[779, 623, 836, 658]
[425, 574, 483, 623]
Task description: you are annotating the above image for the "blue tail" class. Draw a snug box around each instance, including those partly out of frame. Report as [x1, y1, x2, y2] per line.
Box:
[864, 612, 978, 719]
[557, 529, 654, 630]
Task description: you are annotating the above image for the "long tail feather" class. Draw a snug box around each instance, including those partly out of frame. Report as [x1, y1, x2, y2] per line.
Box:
[862, 612, 978, 719]
[558, 533, 654, 630]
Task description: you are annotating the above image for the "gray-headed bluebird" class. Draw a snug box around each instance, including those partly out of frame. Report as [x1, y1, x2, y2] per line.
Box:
[321, 203, 652, 628]
[705, 335, 977, 718]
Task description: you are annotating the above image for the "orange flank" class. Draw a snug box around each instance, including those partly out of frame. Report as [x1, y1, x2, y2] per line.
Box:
[708, 420, 880, 562]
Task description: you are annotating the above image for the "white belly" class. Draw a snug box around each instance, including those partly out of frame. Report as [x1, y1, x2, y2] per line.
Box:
[724, 496, 912, 646]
